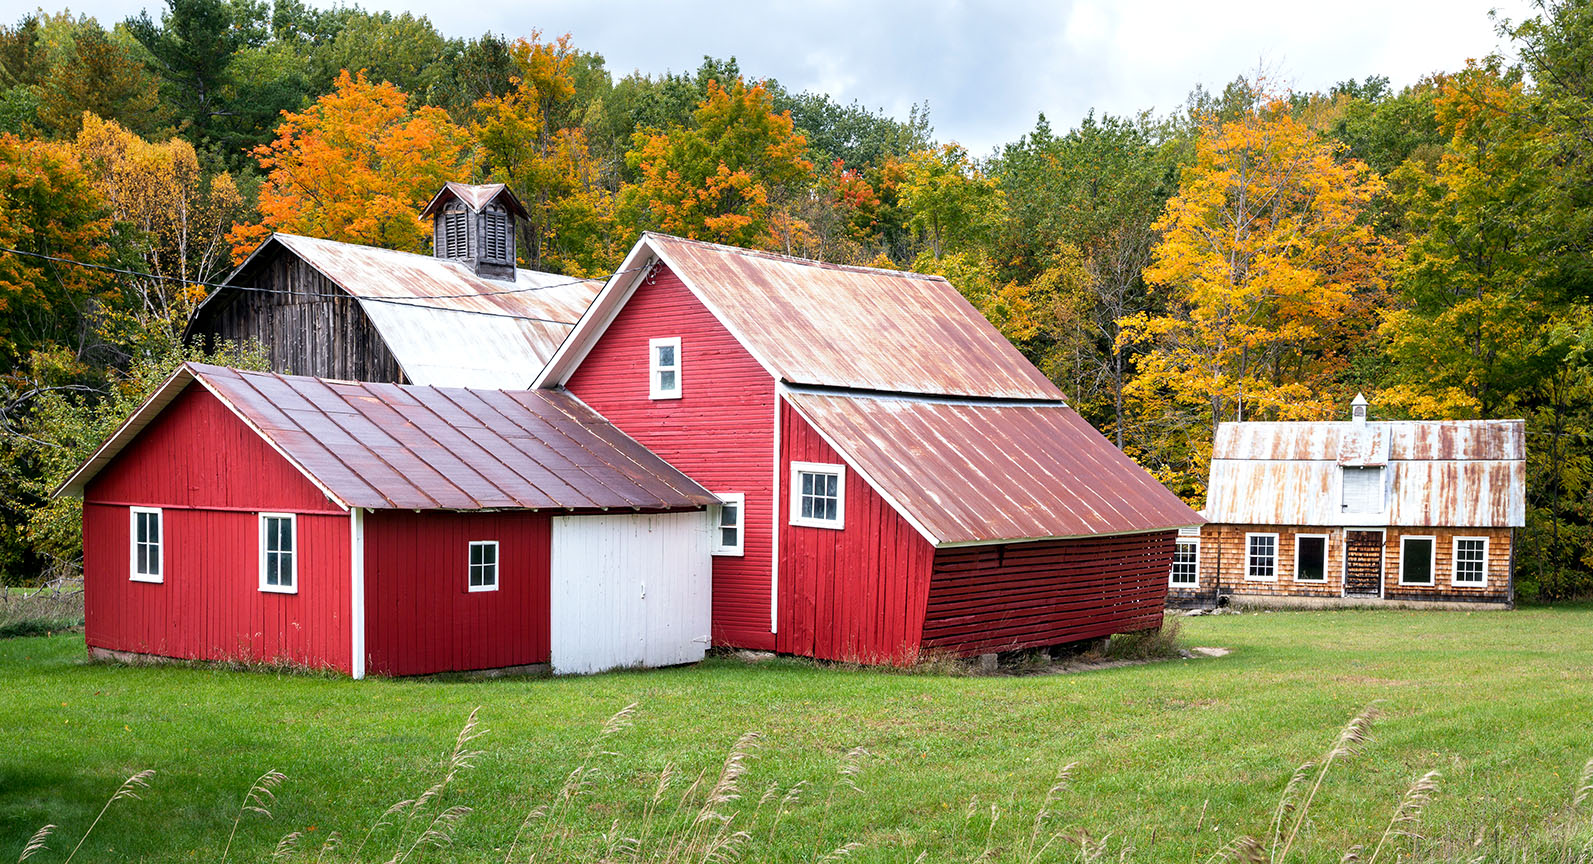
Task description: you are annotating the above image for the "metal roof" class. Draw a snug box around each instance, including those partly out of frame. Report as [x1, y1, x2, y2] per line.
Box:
[1204, 420, 1526, 527]
[539, 233, 1065, 400]
[199, 234, 601, 389]
[419, 182, 529, 219]
[784, 389, 1202, 546]
[57, 363, 717, 512]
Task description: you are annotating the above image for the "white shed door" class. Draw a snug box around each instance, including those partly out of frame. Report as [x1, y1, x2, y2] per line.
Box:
[549, 512, 713, 675]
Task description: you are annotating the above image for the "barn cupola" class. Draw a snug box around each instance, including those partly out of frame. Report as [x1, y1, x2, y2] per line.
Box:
[1351, 392, 1369, 424]
[419, 182, 530, 281]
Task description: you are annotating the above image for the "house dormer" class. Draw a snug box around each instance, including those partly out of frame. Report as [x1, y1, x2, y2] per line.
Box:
[419, 182, 530, 282]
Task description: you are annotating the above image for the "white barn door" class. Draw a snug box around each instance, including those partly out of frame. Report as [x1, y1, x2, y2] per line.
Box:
[550, 512, 712, 675]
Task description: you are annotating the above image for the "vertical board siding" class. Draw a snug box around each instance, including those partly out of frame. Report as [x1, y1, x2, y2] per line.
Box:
[548, 512, 713, 674]
[82, 387, 350, 671]
[363, 509, 551, 676]
[777, 402, 935, 664]
[565, 263, 776, 649]
[922, 533, 1173, 656]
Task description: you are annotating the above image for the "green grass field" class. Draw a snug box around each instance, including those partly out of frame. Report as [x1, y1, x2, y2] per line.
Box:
[2, 607, 1590, 863]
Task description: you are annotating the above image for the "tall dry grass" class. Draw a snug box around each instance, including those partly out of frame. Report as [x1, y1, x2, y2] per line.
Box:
[0, 578, 83, 639]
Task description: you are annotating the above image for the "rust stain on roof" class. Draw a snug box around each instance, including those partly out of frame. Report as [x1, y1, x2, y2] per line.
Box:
[785, 389, 1200, 546]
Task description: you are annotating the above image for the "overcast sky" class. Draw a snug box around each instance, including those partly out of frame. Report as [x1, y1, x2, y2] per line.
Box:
[9, 0, 1531, 153]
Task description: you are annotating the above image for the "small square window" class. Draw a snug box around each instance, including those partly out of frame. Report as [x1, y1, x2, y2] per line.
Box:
[790, 462, 845, 529]
[1170, 539, 1199, 586]
[649, 337, 682, 399]
[712, 493, 745, 556]
[1453, 537, 1488, 586]
[1246, 533, 1278, 581]
[1400, 536, 1436, 586]
[1294, 535, 1328, 582]
[260, 513, 297, 594]
[469, 541, 499, 592]
[130, 507, 162, 583]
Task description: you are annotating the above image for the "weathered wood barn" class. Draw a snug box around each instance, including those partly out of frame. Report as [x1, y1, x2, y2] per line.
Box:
[187, 183, 599, 388]
[1173, 396, 1526, 608]
[59, 363, 717, 677]
[536, 233, 1202, 662]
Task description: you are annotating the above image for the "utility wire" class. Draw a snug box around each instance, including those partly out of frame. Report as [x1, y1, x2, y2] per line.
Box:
[0, 245, 637, 325]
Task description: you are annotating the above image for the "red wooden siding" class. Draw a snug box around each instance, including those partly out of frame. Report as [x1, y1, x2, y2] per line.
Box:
[922, 532, 1173, 656]
[82, 386, 351, 671]
[565, 263, 776, 649]
[777, 401, 935, 663]
[362, 510, 551, 676]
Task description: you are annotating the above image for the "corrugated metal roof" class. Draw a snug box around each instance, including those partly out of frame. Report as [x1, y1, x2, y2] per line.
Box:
[1204, 420, 1526, 527]
[784, 389, 1202, 546]
[419, 182, 529, 218]
[200, 234, 601, 389]
[57, 363, 717, 512]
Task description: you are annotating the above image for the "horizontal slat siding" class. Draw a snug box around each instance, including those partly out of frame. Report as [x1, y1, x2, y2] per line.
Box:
[565, 263, 776, 650]
[922, 533, 1173, 656]
[363, 510, 550, 676]
[82, 387, 350, 671]
[776, 401, 936, 663]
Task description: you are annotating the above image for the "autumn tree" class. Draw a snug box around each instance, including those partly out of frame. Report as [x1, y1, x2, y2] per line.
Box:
[620, 77, 814, 250]
[228, 70, 478, 261]
[897, 143, 1004, 260]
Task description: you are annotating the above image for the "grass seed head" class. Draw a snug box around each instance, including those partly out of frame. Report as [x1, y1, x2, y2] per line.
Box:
[18, 824, 54, 862]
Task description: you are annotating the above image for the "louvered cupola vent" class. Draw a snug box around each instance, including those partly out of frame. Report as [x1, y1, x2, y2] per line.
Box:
[419, 182, 530, 282]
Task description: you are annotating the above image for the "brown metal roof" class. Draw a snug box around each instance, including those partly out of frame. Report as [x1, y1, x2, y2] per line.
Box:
[784, 389, 1201, 546]
[540, 233, 1065, 399]
[57, 363, 717, 512]
[418, 182, 530, 218]
[1205, 420, 1526, 527]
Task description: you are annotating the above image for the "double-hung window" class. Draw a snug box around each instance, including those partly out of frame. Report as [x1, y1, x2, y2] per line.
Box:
[259, 513, 297, 594]
[790, 462, 845, 529]
[649, 337, 682, 399]
[130, 507, 162, 583]
[469, 541, 499, 591]
[1452, 537, 1488, 587]
[1399, 535, 1436, 586]
[1294, 534, 1328, 582]
[1170, 538, 1199, 587]
[712, 493, 745, 556]
[1246, 533, 1278, 581]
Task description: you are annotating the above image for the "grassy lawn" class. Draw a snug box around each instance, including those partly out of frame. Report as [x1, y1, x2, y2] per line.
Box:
[1, 607, 1590, 863]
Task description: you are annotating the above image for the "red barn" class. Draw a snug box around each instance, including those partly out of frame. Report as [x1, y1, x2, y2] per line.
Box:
[536, 233, 1201, 663]
[58, 363, 717, 677]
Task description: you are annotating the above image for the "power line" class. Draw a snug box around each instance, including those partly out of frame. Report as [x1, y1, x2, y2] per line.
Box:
[0, 245, 636, 325]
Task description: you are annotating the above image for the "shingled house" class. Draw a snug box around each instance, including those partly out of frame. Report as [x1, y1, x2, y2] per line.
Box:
[187, 184, 599, 388]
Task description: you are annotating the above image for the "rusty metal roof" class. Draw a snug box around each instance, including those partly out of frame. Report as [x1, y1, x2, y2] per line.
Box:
[539, 233, 1065, 399]
[57, 363, 717, 512]
[1205, 420, 1526, 527]
[784, 389, 1202, 546]
[199, 234, 601, 389]
[419, 182, 529, 219]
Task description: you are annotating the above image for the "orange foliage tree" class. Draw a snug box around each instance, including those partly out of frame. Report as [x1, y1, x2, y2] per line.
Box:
[227, 70, 478, 262]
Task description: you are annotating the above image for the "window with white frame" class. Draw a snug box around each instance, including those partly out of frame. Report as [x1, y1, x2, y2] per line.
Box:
[790, 462, 845, 529]
[1170, 538, 1199, 586]
[649, 337, 682, 399]
[130, 507, 162, 583]
[1341, 467, 1385, 514]
[259, 514, 297, 593]
[1452, 537, 1488, 586]
[468, 541, 499, 591]
[1294, 534, 1328, 582]
[712, 493, 745, 556]
[1246, 533, 1278, 581]
[1399, 535, 1436, 585]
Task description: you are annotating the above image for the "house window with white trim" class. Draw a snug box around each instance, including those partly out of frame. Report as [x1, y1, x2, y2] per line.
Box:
[469, 541, 498, 591]
[649, 337, 682, 399]
[1246, 533, 1278, 581]
[1294, 534, 1328, 582]
[790, 462, 845, 529]
[1399, 536, 1436, 586]
[712, 493, 745, 556]
[260, 513, 297, 593]
[1170, 538, 1199, 587]
[130, 507, 162, 583]
[1453, 537, 1488, 586]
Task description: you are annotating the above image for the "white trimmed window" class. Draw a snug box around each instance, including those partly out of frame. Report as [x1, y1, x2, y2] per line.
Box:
[1399, 535, 1436, 586]
[1341, 467, 1385, 514]
[1170, 538, 1199, 587]
[712, 493, 745, 556]
[1453, 536, 1488, 586]
[130, 507, 162, 583]
[1246, 533, 1278, 582]
[1294, 534, 1329, 582]
[469, 541, 499, 591]
[790, 462, 845, 529]
[649, 337, 682, 399]
[259, 513, 297, 594]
